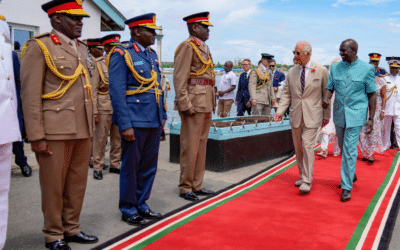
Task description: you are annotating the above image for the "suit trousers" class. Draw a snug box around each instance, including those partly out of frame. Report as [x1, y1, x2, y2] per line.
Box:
[119, 128, 161, 218]
[251, 103, 272, 116]
[217, 99, 234, 117]
[0, 143, 12, 249]
[236, 101, 251, 116]
[93, 114, 121, 171]
[382, 115, 400, 150]
[179, 112, 212, 194]
[336, 125, 363, 191]
[291, 119, 319, 184]
[36, 139, 91, 242]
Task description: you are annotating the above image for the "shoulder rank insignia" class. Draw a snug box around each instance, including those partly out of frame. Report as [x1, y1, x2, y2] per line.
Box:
[0, 15, 5, 21]
[113, 48, 124, 56]
[76, 39, 80, 46]
[191, 39, 201, 47]
[132, 43, 140, 53]
[148, 47, 152, 53]
[50, 33, 61, 44]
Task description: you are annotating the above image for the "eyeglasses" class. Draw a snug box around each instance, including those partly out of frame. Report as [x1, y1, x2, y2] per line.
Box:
[293, 51, 303, 56]
[269, 65, 276, 68]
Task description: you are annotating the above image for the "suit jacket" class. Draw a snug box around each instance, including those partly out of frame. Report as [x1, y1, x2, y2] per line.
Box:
[92, 56, 113, 115]
[108, 38, 166, 131]
[173, 36, 216, 113]
[326, 58, 376, 128]
[277, 61, 330, 129]
[272, 70, 286, 88]
[249, 64, 276, 105]
[21, 29, 93, 141]
[0, 19, 21, 145]
[235, 71, 250, 104]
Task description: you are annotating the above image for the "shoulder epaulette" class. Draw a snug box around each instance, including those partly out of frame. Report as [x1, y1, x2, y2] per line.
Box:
[33, 32, 51, 40]
[132, 43, 140, 53]
[121, 43, 130, 48]
[0, 15, 6, 21]
[190, 38, 201, 47]
[50, 33, 61, 44]
[113, 48, 124, 56]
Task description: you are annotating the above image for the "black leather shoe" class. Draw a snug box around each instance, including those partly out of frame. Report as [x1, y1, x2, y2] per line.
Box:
[93, 171, 103, 180]
[103, 164, 109, 170]
[65, 231, 98, 244]
[362, 158, 368, 161]
[45, 239, 71, 250]
[180, 191, 199, 201]
[160, 136, 166, 141]
[109, 167, 120, 174]
[89, 164, 93, 168]
[122, 213, 146, 225]
[194, 188, 215, 195]
[341, 190, 351, 202]
[20, 164, 32, 177]
[139, 209, 162, 219]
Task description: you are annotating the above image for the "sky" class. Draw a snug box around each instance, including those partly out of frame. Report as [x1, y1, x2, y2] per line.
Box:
[104, 0, 400, 69]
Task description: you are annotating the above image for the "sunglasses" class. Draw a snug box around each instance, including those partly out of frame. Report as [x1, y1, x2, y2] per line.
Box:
[269, 65, 276, 68]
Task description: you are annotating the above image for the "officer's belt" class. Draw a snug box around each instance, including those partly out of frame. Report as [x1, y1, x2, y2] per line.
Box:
[127, 86, 158, 94]
[189, 79, 214, 86]
[99, 87, 109, 93]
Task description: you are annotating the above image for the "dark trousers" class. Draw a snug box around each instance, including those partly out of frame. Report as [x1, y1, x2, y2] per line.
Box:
[12, 141, 27, 167]
[236, 101, 252, 116]
[119, 127, 161, 218]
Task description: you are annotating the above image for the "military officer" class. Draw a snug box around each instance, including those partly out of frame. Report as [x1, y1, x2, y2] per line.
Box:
[249, 53, 277, 116]
[382, 57, 400, 150]
[108, 13, 166, 225]
[20, 1, 98, 249]
[174, 12, 216, 201]
[91, 34, 122, 180]
[369, 53, 388, 77]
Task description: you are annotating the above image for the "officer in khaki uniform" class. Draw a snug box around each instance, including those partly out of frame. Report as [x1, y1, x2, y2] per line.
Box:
[91, 34, 122, 180]
[249, 53, 277, 116]
[174, 12, 216, 201]
[20, 1, 98, 249]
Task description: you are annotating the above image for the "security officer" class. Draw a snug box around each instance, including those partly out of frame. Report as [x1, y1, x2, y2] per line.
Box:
[174, 12, 216, 201]
[91, 34, 122, 180]
[20, 1, 98, 249]
[369, 53, 388, 77]
[382, 57, 400, 150]
[108, 13, 166, 225]
[249, 53, 277, 116]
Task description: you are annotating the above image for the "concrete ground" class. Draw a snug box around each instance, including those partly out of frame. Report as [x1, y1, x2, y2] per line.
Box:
[4, 134, 400, 250]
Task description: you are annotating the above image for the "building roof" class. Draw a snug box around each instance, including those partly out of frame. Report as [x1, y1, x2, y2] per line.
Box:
[92, 0, 126, 31]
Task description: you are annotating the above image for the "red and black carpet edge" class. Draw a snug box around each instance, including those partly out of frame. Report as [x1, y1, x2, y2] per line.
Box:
[92, 147, 400, 250]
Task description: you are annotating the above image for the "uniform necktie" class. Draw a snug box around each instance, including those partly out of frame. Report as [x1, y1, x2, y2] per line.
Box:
[301, 66, 306, 93]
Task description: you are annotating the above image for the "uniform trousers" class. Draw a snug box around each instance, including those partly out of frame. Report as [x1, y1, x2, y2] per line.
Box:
[0, 143, 12, 249]
[93, 114, 121, 171]
[236, 101, 251, 116]
[217, 99, 234, 117]
[179, 112, 212, 194]
[36, 139, 91, 242]
[336, 125, 363, 191]
[382, 115, 400, 150]
[119, 127, 161, 218]
[12, 141, 28, 167]
[291, 119, 319, 184]
[251, 103, 272, 116]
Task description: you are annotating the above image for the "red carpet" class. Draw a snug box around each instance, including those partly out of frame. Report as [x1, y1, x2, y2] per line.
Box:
[96, 145, 399, 250]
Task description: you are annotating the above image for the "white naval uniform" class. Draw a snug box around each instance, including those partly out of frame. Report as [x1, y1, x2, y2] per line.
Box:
[0, 18, 21, 249]
[382, 74, 400, 150]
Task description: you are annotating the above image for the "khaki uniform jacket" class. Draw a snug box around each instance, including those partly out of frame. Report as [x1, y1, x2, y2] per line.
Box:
[249, 64, 276, 106]
[21, 30, 93, 141]
[91, 56, 113, 115]
[173, 36, 216, 113]
[277, 61, 330, 129]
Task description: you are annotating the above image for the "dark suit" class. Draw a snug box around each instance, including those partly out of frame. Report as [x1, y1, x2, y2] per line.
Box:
[272, 70, 286, 88]
[109, 39, 167, 217]
[12, 51, 28, 168]
[235, 71, 251, 116]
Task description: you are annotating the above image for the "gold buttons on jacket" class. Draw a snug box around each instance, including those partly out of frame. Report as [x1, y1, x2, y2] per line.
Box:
[60, 66, 64, 69]
[196, 92, 199, 94]
[136, 100, 140, 103]
[1, 56, 3, 60]
[10, 97, 12, 100]
[7, 76, 10, 80]
[56, 108, 60, 111]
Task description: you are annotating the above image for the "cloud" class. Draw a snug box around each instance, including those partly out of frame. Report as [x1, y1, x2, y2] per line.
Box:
[223, 7, 258, 24]
[332, 0, 394, 7]
[390, 11, 400, 15]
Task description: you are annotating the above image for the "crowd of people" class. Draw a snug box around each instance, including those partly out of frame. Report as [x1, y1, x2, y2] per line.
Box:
[1, 0, 400, 250]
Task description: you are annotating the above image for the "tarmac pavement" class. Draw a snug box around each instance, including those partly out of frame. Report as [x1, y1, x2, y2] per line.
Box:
[4, 133, 400, 250]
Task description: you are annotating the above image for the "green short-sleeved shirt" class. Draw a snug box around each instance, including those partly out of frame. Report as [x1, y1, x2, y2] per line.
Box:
[326, 58, 377, 128]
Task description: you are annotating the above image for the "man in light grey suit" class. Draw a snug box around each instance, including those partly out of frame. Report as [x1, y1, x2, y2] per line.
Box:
[274, 41, 330, 193]
[249, 53, 276, 116]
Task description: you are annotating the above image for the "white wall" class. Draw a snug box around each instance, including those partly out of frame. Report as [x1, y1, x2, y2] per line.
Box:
[0, 0, 102, 39]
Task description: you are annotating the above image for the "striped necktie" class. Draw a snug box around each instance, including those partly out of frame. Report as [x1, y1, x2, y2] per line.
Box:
[301, 66, 306, 93]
